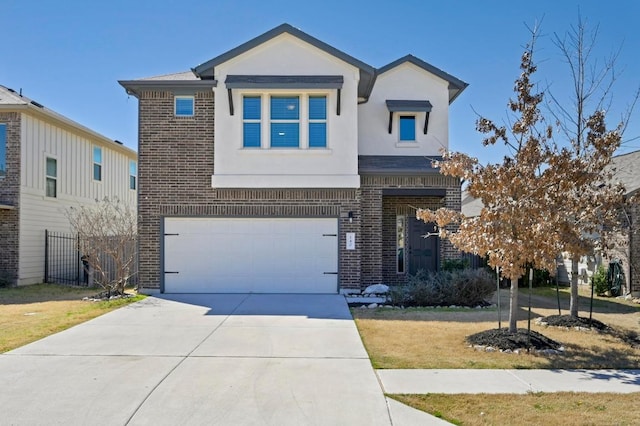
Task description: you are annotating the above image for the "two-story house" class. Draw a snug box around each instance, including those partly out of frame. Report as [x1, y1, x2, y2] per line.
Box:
[0, 85, 137, 286]
[119, 24, 467, 294]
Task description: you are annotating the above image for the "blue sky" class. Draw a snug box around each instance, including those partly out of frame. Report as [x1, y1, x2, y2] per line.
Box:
[3, 0, 639, 164]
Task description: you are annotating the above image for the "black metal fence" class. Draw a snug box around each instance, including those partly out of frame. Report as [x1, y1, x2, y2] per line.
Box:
[44, 230, 83, 285]
[462, 251, 488, 270]
[44, 230, 137, 287]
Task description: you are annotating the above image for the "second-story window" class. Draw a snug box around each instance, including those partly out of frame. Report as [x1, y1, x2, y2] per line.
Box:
[243, 96, 261, 148]
[175, 96, 195, 117]
[129, 160, 137, 190]
[241, 94, 328, 149]
[46, 157, 57, 198]
[399, 116, 416, 141]
[270, 96, 300, 148]
[93, 146, 102, 181]
[308, 96, 327, 148]
[0, 124, 6, 178]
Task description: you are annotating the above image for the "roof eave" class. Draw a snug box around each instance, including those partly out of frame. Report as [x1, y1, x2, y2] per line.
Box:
[448, 81, 469, 104]
[118, 80, 217, 98]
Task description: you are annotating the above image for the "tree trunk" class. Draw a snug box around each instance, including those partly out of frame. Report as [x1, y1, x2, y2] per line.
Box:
[508, 277, 519, 332]
[569, 255, 579, 317]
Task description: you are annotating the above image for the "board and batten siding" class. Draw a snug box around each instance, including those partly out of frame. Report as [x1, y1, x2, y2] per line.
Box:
[18, 113, 137, 285]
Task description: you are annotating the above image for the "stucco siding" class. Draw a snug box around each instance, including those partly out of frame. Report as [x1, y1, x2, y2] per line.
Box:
[358, 62, 450, 156]
[212, 34, 360, 188]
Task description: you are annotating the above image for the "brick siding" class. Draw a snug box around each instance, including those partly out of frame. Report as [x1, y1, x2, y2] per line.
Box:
[360, 175, 461, 287]
[0, 112, 21, 285]
[137, 91, 461, 292]
[629, 202, 640, 294]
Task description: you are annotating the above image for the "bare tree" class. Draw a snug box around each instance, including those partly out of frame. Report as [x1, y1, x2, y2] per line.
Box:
[66, 197, 137, 296]
[418, 28, 563, 332]
[418, 21, 627, 332]
[547, 15, 638, 316]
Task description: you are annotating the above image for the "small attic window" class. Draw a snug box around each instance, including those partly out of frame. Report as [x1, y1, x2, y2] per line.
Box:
[386, 100, 432, 135]
[175, 96, 194, 117]
[399, 116, 416, 141]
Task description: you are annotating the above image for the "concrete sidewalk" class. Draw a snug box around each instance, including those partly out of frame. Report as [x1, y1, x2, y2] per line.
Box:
[377, 369, 640, 394]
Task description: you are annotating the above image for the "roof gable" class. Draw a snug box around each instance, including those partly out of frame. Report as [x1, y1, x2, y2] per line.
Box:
[378, 55, 468, 103]
[192, 23, 376, 100]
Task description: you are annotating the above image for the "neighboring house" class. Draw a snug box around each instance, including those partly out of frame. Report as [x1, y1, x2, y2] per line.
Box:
[0, 85, 137, 286]
[461, 150, 640, 296]
[557, 150, 640, 295]
[119, 23, 467, 294]
[604, 150, 640, 295]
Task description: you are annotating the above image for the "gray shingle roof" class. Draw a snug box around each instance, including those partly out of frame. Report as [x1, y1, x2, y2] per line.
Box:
[119, 24, 469, 106]
[611, 150, 640, 196]
[385, 100, 433, 112]
[0, 86, 28, 105]
[358, 155, 442, 175]
[139, 71, 199, 81]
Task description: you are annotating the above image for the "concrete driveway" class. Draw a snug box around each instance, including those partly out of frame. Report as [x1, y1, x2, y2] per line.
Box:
[0, 294, 394, 426]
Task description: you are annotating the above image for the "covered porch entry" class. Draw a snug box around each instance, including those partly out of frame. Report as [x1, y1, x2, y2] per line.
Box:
[382, 189, 444, 286]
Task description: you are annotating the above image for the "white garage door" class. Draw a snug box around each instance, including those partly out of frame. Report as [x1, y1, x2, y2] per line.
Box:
[163, 217, 338, 293]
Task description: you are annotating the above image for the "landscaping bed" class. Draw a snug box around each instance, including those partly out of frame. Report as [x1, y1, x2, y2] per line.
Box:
[353, 287, 640, 369]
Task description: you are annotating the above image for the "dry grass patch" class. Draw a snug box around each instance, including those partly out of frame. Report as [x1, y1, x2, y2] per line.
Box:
[0, 284, 145, 353]
[390, 392, 640, 426]
[353, 288, 640, 369]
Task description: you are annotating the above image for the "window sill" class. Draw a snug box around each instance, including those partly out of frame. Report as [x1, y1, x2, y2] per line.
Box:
[239, 148, 333, 155]
[395, 142, 419, 148]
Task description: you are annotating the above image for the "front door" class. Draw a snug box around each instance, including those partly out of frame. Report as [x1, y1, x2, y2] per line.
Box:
[408, 218, 439, 274]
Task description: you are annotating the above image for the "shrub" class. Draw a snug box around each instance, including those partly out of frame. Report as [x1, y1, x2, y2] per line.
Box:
[388, 269, 495, 307]
[441, 258, 470, 272]
[593, 265, 609, 295]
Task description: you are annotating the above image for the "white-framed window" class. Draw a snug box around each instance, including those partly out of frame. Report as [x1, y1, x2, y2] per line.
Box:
[129, 160, 137, 190]
[46, 156, 57, 198]
[399, 115, 416, 141]
[243, 96, 261, 148]
[241, 93, 328, 149]
[0, 123, 6, 179]
[396, 215, 406, 273]
[175, 96, 195, 117]
[270, 96, 300, 148]
[308, 96, 327, 148]
[93, 146, 102, 181]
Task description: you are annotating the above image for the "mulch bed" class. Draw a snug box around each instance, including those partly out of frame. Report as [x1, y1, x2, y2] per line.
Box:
[466, 328, 562, 351]
[538, 314, 610, 331]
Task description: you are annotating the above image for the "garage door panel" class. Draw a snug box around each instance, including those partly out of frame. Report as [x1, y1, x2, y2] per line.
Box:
[164, 218, 338, 293]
